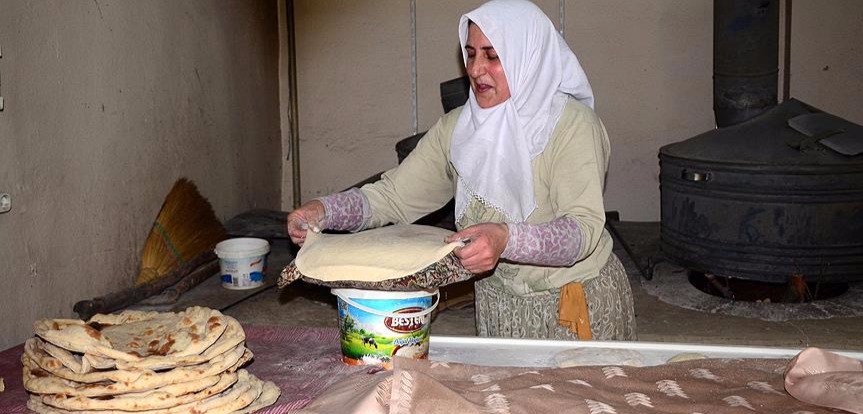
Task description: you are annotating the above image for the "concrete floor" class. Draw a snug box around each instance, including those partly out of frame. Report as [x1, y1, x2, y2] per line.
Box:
[223, 221, 863, 352]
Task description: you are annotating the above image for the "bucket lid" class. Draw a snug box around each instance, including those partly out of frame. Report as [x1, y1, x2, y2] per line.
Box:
[332, 289, 440, 319]
[331, 288, 437, 300]
[214, 238, 270, 259]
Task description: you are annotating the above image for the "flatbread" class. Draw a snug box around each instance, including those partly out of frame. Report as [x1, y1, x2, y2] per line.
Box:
[35, 336, 120, 374]
[82, 352, 116, 370]
[37, 371, 237, 411]
[92, 307, 228, 358]
[32, 318, 123, 360]
[32, 316, 245, 374]
[24, 338, 144, 383]
[236, 380, 281, 414]
[296, 224, 463, 281]
[35, 336, 112, 375]
[33, 307, 228, 363]
[165, 369, 263, 414]
[24, 308, 276, 414]
[201, 370, 263, 414]
[21, 345, 252, 397]
[25, 371, 275, 414]
[87, 310, 162, 324]
[114, 315, 245, 371]
[22, 338, 252, 388]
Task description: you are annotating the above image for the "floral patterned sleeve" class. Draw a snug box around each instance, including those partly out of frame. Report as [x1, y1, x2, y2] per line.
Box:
[500, 216, 583, 267]
[316, 188, 369, 232]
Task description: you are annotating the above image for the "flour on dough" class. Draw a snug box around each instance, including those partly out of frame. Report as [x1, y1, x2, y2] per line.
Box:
[554, 348, 646, 367]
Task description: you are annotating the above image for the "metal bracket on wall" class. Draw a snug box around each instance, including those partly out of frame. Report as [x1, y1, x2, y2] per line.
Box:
[0, 193, 11, 214]
[0, 41, 4, 111]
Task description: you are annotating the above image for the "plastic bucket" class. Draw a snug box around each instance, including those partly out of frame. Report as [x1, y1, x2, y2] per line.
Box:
[332, 288, 439, 369]
[214, 238, 270, 290]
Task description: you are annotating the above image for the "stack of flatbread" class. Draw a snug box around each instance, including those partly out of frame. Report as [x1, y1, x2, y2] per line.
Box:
[22, 306, 280, 413]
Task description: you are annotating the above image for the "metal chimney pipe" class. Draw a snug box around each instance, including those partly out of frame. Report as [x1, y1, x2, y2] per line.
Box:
[713, 0, 780, 127]
[287, 0, 302, 208]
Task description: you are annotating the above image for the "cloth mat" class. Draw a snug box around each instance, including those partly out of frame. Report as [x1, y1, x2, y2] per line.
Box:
[298, 352, 863, 414]
[0, 326, 364, 413]
[3, 328, 860, 413]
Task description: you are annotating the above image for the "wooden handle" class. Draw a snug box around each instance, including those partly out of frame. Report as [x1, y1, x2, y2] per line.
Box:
[73, 251, 217, 320]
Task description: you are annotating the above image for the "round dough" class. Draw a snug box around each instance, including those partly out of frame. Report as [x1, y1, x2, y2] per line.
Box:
[554, 348, 646, 367]
[296, 224, 463, 282]
[666, 352, 708, 364]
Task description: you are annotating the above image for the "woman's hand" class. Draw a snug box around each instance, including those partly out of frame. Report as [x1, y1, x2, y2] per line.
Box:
[445, 223, 509, 274]
[286, 200, 326, 246]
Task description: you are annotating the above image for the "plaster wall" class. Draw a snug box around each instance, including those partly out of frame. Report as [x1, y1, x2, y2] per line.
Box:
[293, 0, 862, 221]
[292, 0, 413, 198]
[0, 0, 281, 350]
[789, 0, 863, 122]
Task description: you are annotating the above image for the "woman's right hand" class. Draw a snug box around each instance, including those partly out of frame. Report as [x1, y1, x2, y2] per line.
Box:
[286, 200, 326, 246]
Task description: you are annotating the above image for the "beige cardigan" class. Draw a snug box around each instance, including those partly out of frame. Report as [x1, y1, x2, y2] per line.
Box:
[359, 98, 613, 295]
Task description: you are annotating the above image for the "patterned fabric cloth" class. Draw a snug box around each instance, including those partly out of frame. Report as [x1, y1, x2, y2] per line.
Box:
[317, 188, 367, 232]
[501, 216, 582, 266]
[296, 351, 855, 414]
[385, 356, 839, 414]
[279, 252, 474, 291]
[475, 253, 636, 341]
[784, 347, 863, 413]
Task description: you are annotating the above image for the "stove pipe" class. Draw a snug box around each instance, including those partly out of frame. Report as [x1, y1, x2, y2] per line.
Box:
[714, 0, 779, 127]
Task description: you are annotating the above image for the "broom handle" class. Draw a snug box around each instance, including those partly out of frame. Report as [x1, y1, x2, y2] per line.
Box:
[73, 250, 217, 320]
[137, 259, 221, 306]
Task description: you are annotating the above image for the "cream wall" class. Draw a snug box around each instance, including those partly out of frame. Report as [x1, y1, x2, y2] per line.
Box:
[790, 0, 863, 122]
[569, 0, 714, 220]
[294, 0, 414, 198]
[294, 0, 863, 221]
[0, 0, 281, 350]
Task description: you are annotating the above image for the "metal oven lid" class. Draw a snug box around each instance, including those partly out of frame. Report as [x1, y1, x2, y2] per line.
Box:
[660, 99, 863, 170]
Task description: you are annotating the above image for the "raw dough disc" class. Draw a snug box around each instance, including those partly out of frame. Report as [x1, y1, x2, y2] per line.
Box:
[554, 347, 646, 367]
[296, 224, 462, 282]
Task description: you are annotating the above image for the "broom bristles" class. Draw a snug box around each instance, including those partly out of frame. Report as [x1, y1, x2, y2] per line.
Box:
[135, 178, 227, 286]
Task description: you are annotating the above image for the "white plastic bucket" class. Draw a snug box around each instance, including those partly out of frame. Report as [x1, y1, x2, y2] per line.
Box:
[332, 288, 439, 369]
[214, 238, 270, 290]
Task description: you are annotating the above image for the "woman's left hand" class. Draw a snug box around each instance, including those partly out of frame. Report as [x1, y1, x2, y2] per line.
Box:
[445, 223, 509, 274]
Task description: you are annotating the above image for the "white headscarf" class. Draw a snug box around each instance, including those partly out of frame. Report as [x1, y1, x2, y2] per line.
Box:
[452, 0, 594, 223]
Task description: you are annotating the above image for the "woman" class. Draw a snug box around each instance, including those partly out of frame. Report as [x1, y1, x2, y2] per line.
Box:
[287, 0, 636, 341]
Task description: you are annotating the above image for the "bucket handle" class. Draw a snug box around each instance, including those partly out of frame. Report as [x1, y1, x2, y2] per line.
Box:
[335, 291, 440, 319]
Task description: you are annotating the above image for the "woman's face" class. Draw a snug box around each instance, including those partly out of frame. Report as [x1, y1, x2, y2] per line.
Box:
[465, 23, 511, 108]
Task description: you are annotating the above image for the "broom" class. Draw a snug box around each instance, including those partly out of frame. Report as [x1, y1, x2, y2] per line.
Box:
[134, 178, 227, 286]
